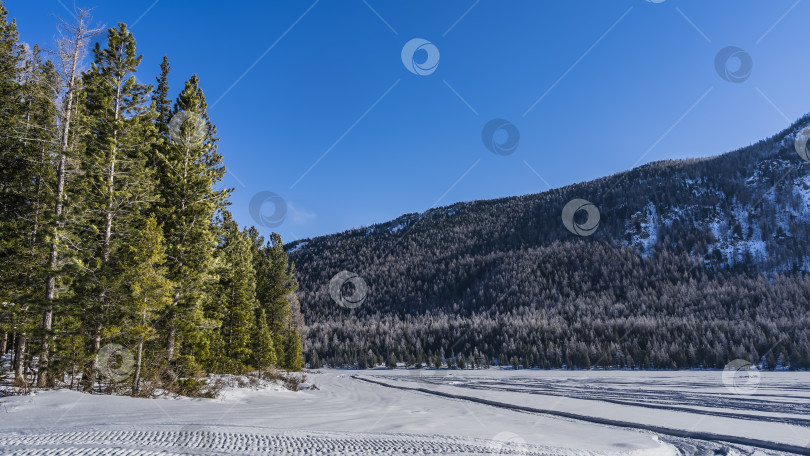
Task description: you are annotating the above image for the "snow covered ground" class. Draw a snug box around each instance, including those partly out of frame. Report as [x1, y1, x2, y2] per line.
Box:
[0, 369, 808, 455]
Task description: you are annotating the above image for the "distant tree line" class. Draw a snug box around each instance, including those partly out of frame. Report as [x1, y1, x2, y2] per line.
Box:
[303, 242, 810, 370]
[0, 3, 303, 396]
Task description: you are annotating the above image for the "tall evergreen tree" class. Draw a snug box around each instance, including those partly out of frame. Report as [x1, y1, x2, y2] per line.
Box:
[256, 233, 297, 334]
[0, 4, 59, 388]
[0, 0, 26, 312]
[253, 308, 276, 375]
[18, 45, 59, 387]
[153, 74, 229, 374]
[120, 214, 172, 393]
[283, 327, 304, 372]
[153, 56, 171, 138]
[78, 23, 157, 390]
[212, 213, 257, 372]
[38, 8, 101, 387]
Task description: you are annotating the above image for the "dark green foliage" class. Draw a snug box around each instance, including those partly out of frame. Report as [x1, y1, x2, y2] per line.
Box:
[283, 328, 304, 372]
[152, 72, 229, 373]
[213, 213, 258, 371]
[0, 4, 305, 396]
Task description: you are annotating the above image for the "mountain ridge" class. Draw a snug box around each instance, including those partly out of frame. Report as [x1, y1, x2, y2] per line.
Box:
[287, 115, 810, 370]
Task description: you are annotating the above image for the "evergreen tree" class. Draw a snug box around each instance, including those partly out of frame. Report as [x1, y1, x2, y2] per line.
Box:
[212, 213, 257, 372]
[153, 56, 171, 138]
[256, 233, 297, 333]
[121, 214, 172, 393]
[282, 327, 304, 371]
[18, 45, 59, 387]
[78, 23, 157, 390]
[0, 1, 27, 379]
[253, 308, 276, 375]
[152, 74, 228, 373]
[39, 8, 100, 387]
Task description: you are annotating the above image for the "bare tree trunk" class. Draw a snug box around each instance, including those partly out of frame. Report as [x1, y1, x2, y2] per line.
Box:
[82, 324, 102, 392]
[166, 291, 179, 362]
[166, 315, 176, 361]
[1, 332, 7, 355]
[9, 333, 16, 367]
[133, 338, 143, 394]
[13, 333, 26, 386]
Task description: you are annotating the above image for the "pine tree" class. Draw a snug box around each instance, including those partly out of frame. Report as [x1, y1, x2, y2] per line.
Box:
[212, 213, 257, 372]
[283, 327, 304, 371]
[256, 233, 297, 334]
[78, 23, 157, 390]
[38, 8, 101, 387]
[153, 56, 171, 138]
[121, 214, 172, 393]
[0, 2, 24, 233]
[18, 45, 59, 388]
[0, 1, 26, 377]
[152, 74, 228, 373]
[253, 308, 276, 375]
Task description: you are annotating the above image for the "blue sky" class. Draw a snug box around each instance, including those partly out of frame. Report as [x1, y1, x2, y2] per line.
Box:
[11, 0, 810, 242]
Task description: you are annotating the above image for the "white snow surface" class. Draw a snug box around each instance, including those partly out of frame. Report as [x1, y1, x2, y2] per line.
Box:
[1, 369, 808, 455]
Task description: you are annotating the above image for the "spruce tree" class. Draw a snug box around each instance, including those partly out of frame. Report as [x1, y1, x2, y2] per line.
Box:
[18, 45, 59, 387]
[0, 4, 60, 388]
[153, 56, 171, 138]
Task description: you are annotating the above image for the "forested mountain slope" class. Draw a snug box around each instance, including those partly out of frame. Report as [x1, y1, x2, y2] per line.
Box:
[288, 117, 810, 370]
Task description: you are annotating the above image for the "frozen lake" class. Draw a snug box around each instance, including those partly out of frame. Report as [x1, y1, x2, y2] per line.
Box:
[0, 369, 808, 455]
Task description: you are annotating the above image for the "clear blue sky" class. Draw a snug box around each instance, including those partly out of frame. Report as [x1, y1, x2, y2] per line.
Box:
[11, 1, 810, 242]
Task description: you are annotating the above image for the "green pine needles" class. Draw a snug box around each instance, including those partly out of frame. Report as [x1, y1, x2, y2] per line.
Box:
[0, 3, 304, 396]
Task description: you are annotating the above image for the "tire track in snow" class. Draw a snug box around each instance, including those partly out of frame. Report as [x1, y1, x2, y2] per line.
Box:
[0, 428, 559, 455]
